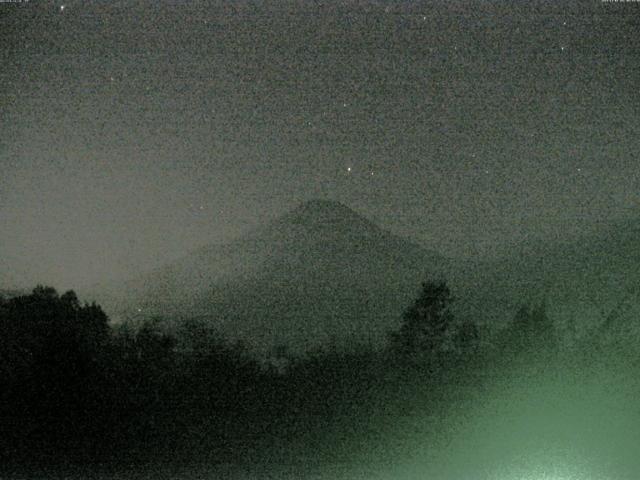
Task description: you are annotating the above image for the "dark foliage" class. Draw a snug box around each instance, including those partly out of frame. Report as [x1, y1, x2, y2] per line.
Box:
[496, 299, 557, 360]
[390, 278, 455, 363]
[0, 287, 110, 466]
[453, 320, 480, 356]
[0, 278, 588, 476]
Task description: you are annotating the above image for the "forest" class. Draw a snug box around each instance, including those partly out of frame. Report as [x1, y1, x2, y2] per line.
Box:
[0, 280, 637, 478]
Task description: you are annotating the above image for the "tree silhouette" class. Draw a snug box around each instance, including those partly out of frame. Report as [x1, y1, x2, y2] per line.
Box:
[391, 278, 454, 361]
[453, 320, 480, 356]
[498, 299, 556, 358]
[0, 286, 112, 461]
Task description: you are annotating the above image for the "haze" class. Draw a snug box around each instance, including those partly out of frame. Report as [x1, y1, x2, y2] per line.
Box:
[2, 1, 639, 290]
[3, 2, 640, 479]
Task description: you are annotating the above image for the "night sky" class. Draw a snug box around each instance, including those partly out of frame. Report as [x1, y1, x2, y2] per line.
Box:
[2, 0, 639, 290]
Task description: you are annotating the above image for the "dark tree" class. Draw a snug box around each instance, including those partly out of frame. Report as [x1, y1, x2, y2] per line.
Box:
[391, 278, 454, 360]
[453, 320, 480, 356]
[498, 299, 556, 358]
[110, 317, 177, 406]
[0, 286, 111, 462]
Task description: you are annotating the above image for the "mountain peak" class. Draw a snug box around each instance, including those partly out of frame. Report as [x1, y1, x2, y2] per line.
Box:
[98, 196, 450, 354]
[283, 199, 374, 231]
[293, 198, 354, 214]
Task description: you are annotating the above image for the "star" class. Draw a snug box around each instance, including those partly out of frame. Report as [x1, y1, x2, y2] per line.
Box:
[60, 4, 65, 11]
[347, 167, 352, 173]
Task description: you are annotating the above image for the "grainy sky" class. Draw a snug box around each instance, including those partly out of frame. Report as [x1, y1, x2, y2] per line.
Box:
[1, 0, 639, 290]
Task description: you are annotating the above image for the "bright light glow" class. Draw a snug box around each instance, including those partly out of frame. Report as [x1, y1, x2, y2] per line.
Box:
[493, 464, 595, 480]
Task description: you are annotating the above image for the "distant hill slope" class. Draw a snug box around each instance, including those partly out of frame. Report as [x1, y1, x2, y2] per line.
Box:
[456, 215, 640, 344]
[0, 289, 27, 300]
[91, 201, 640, 353]
[95, 200, 454, 353]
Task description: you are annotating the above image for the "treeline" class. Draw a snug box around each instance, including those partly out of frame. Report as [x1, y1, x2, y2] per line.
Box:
[0, 279, 626, 473]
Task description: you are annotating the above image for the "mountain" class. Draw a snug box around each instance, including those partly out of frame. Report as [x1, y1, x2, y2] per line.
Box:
[457, 215, 640, 345]
[96, 200, 453, 353]
[92, 200, 640, 354]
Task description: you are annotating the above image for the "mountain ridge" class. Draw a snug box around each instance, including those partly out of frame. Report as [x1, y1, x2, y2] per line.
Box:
[86, 201, 640, 353]
[93, 199, 453, 352]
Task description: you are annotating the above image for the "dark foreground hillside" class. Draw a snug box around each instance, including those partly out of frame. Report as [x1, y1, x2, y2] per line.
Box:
[2, 285, 640, 479]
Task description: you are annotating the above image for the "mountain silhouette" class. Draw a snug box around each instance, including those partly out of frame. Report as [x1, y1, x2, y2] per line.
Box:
[91, 201, 640, 353]
[98, 200, 452, 353]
